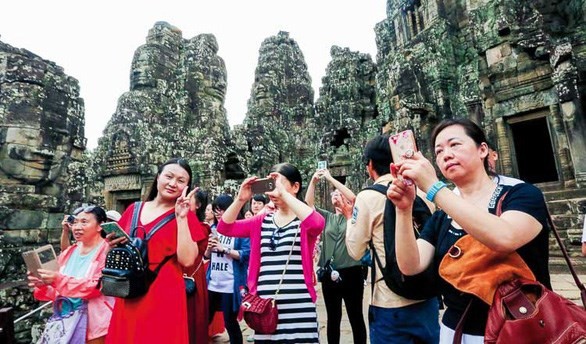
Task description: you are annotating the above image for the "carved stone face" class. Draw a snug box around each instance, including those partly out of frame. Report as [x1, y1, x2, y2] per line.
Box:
[0, 72, 74, 187]
[130, 47, 158, 90]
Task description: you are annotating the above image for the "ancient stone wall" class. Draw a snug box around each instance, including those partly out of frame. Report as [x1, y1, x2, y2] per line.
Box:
[376, 0, 586, 258]
[0, 40, 86, 342]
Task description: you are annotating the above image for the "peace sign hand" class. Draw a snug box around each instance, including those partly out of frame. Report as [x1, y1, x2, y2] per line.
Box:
[176, 187, 196, 219]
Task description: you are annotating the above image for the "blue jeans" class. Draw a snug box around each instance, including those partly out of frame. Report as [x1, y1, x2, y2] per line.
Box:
[369, 298, 439, 344]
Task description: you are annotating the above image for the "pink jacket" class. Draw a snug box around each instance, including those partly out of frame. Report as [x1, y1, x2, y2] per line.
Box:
[218, 210, 324, 302]
[34, 240, 114, 340]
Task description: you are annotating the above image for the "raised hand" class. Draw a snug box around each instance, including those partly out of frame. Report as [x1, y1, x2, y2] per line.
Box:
[237, 176, 258, 202]
[387, 163, 416, 210]
[176, 187, 196, 219]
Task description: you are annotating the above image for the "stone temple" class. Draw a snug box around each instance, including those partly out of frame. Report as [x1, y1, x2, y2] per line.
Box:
[1, 1, 586, 341]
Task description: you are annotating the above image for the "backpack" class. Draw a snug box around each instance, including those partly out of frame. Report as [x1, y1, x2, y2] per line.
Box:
[101, 202, 175, 298]
[366, 183, 438, 300]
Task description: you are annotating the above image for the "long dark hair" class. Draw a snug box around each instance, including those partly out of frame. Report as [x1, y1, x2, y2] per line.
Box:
[145, 158, 193, 201]
[195, 189, 208, 222]
[270, 162, 303, 200]
[430, 118, 491, 174]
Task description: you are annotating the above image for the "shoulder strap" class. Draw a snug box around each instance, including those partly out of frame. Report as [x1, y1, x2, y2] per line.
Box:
[364, 183, 388, 195]
[145, 212, 176, 241]
[546, 207, 586, 308]
[275, 226, 300, 297]
[130, 201, 142, 235]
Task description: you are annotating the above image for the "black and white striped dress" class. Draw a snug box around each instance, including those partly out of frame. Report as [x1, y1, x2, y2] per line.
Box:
[254, 213, 320, 343]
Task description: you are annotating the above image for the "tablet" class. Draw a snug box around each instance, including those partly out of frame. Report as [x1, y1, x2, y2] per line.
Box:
[22, 245, 58, 278]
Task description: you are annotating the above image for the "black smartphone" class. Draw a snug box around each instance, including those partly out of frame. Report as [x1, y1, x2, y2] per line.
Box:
[251, 178, 276, 194]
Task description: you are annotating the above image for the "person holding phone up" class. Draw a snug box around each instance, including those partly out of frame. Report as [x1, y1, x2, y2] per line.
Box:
[218, 163, 325, 343]
[305, 168, 367, 344]
[387, 119, 551, 342]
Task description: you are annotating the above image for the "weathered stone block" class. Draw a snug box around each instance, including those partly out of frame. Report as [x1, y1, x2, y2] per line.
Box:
[0, 210, 45, 230]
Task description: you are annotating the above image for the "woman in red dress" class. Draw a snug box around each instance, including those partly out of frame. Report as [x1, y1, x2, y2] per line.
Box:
[186, 189, 211, 344]
[106, 158, 207, 344]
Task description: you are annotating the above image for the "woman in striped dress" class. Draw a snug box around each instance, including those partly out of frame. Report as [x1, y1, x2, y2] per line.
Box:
[218, 163, 325, 343]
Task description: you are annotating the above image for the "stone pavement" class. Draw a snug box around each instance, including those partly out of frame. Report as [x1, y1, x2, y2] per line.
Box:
[211, 273, 586, 344]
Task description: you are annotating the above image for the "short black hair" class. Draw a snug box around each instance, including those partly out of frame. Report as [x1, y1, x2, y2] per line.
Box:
[252, 194, 268, 204]
[73, 205, 107, 224]
[362, 134, 391, 176]
[212, 194, 233, 212]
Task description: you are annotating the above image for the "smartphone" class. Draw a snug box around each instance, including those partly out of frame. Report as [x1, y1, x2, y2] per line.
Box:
[22, 245, 58, 279]
[317, 160, 328, 170]
[251, 177, 276, 194]
[101, 221, 131, 240]
[389, 130, 417, 185]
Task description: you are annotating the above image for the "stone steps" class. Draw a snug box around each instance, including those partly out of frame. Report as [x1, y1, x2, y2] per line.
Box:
[542, 187, 586, 271]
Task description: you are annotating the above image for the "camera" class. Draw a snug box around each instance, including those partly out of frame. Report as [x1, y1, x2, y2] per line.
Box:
[66, 215, 76, 224]
[316, 259, 341, 283]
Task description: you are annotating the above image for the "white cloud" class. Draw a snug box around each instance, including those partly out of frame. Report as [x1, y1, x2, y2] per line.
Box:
[0, 0, 386, 149]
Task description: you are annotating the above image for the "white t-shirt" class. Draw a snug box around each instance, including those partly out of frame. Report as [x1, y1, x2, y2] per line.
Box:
[208, 234, 235, 293]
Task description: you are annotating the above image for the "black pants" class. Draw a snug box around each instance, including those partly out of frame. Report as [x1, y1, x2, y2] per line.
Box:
[208, 290, 243, 344]
[321, 265, 367, 344]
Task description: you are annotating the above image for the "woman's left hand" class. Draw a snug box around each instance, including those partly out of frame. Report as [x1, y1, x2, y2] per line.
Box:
[37, 269, 59, 285]
[176, 187, 197, 219]
[395, 151, 439, 193]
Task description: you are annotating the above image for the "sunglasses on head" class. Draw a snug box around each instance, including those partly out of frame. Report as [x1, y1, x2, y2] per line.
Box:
[73, 205, 97, 215]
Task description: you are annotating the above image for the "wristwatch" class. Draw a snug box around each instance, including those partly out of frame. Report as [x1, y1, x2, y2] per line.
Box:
[224, 247, 231, 255]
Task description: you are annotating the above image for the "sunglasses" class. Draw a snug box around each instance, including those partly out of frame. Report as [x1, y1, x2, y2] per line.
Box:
[269, 227, 279, 251]
[73, 205, 97, 215]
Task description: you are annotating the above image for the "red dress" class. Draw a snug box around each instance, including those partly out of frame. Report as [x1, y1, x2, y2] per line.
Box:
[106, 203, 207, 344]
[185, 223, 210, 344]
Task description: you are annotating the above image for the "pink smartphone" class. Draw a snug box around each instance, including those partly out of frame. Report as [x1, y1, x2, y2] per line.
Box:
[389, 130, 417, 185]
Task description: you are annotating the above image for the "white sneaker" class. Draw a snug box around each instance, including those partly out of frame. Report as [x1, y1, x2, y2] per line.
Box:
[247, 333, 255, 342]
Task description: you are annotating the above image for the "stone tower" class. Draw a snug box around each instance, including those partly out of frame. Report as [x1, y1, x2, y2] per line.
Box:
[0, 39, 86, 341]
[93, 22, 239, 211]
[315, 45, 378, 192]
[240, 31, 317, 179]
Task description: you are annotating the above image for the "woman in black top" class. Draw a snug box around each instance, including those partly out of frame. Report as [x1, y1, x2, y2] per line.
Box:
[387, 119, 550, 342]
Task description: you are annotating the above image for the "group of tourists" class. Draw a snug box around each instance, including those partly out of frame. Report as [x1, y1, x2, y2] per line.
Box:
[28, 118, 557, 343]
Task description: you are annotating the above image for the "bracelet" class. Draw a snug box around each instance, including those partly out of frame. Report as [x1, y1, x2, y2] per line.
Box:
[426, 181, 447, 202]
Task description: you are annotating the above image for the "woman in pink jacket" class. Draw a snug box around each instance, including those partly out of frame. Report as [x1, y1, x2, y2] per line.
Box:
[29, 205, 114, 344]
[218, 163, 325, 343]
